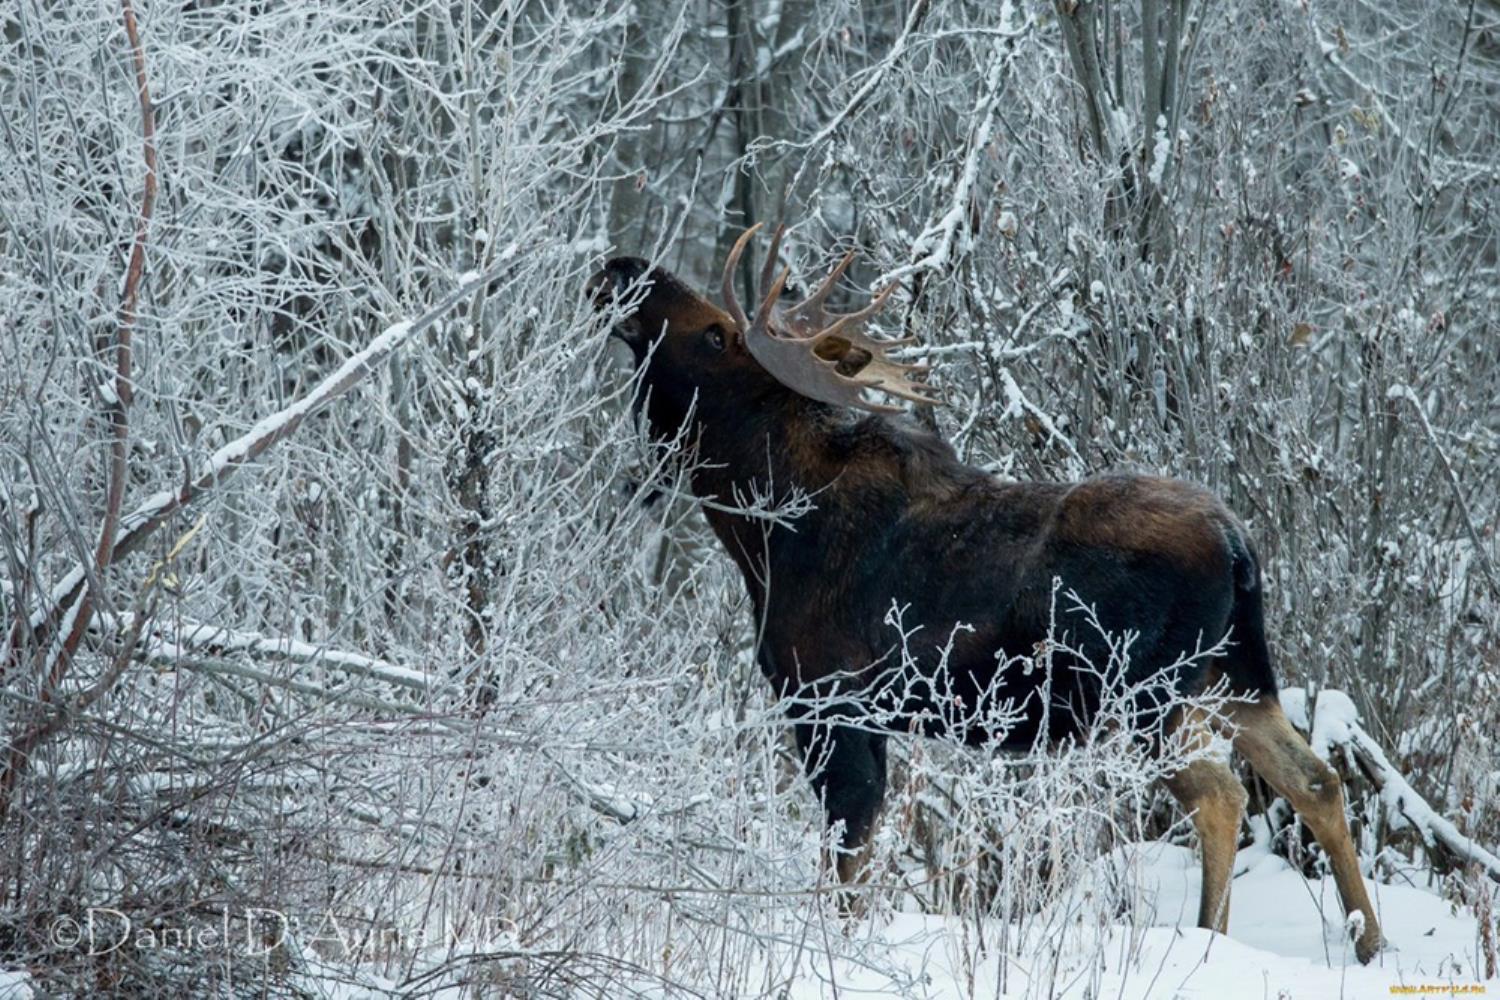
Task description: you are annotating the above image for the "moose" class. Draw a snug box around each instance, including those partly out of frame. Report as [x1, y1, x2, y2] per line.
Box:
[589, 225, 1383, 963]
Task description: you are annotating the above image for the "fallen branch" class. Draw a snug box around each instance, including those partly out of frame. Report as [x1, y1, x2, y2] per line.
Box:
[98, 613, 455, 696]
[1283, 688, 1500, 883]
[136, 637, 450, 720]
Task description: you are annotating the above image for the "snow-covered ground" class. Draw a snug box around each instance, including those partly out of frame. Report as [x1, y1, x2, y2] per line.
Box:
[0, 971, 31, 1000]
[1, 840, 1484, 998]
[783, 841, 1488, 999]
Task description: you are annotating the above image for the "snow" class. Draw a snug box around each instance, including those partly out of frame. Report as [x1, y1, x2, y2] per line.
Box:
[1281, 686, 1360, 760]
[0, 970, 33, 999]
[28, 565, 85, 631]
[758, 841, 1489, 999]
[656, 694, 1493, 999]
[1148, 114, 1171, 187]
[1281, 686, 1312, 732]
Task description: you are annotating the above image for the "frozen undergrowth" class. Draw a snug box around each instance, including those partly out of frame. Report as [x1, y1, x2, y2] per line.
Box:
[0, 855, 1489, 999]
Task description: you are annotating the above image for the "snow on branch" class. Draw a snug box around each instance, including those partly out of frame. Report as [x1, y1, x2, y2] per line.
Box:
[1282, 688, 1500, 883]
[136, 635, 443, 720]
[98, 613, 453, 697]
[879, 37, 1014, 286]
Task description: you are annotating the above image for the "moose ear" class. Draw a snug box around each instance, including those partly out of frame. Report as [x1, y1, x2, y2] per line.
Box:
[589, 257, 652, 306]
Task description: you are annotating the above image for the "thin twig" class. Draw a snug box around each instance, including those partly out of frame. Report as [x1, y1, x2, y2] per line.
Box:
[1389, 385, 1499, 597]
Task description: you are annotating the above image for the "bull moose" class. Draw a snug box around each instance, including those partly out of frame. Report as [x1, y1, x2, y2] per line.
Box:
[588, 224, 1383, 963]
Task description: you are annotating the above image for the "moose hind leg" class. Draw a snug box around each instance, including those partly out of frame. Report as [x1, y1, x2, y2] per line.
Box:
[1163, 756, 1247, 934]
[796, 721, 888, 886]
[1230, 697, 1383, 963]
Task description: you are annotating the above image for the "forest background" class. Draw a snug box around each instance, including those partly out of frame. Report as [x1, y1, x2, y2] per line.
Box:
[1, 0, 1497, 995]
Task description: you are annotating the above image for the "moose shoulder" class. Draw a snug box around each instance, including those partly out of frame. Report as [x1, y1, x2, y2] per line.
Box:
[589, 225, 1383, 964]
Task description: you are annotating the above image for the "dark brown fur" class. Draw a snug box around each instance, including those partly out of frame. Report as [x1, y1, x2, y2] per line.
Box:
[1054, 476, 1232, 572]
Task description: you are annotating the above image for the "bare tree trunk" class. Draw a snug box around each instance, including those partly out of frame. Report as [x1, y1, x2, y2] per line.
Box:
[723, 0, 761, 300]
[607, 17, 651, 251]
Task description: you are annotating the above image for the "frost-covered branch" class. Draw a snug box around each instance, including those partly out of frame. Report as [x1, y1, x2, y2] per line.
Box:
[101, 614, 452, 696]
[879, 36, 1016, 285]
[24, 269, 496, 648]
[1284, 688, 1500, 883]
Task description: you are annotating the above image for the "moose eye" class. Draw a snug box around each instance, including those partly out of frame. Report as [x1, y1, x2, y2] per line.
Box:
[703, 325, 726, 352]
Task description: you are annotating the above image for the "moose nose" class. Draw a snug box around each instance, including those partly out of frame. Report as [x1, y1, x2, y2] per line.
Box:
[587, 257, 651, 308]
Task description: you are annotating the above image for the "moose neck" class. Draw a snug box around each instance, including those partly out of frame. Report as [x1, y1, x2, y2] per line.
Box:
[688, 391, 832, 503]
[681, 389, 845, 605]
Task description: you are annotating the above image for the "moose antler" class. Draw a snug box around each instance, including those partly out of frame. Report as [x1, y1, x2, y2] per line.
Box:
[721, 224, 943, 414]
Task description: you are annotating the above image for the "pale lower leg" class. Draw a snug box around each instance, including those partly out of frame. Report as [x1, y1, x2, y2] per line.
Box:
[1165, 755, 1247, 934]
[1231, 697, 1382, 963]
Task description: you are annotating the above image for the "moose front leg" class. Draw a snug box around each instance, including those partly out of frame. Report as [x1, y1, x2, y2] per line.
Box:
[795, 719, 888, 889]
[1163, 756, 1247, 935]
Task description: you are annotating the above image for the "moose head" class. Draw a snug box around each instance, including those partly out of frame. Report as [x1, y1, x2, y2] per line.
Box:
[590, 224, 941, 447]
